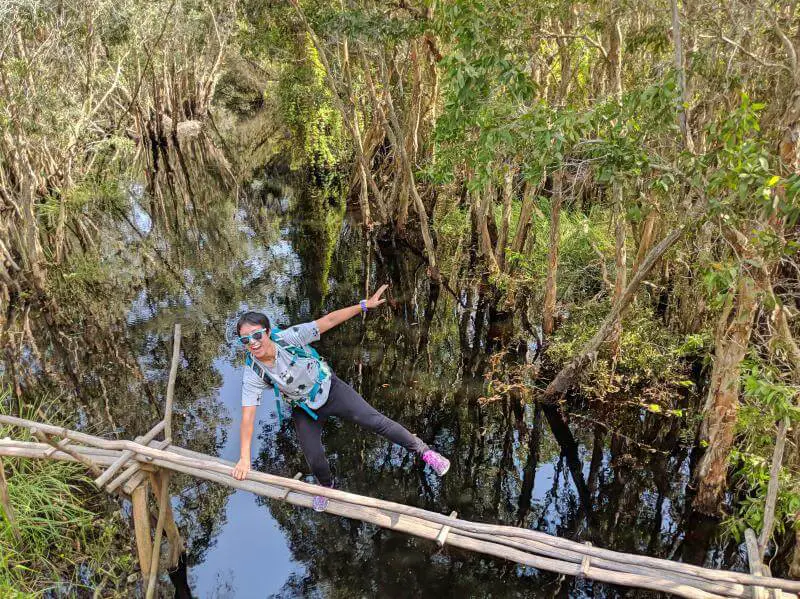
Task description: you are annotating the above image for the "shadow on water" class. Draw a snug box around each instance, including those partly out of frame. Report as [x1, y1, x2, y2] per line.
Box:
[5, 133, 749, 598]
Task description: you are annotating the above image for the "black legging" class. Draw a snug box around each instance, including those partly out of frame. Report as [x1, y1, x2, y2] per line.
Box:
[291, 374, 429, 486]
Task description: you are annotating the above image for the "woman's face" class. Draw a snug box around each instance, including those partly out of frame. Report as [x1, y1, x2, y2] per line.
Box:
[239, 322, 274, 361]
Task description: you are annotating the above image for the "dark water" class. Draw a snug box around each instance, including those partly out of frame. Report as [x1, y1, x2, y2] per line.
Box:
[135, 170, 746, 599]
[11, 136, 751, 597]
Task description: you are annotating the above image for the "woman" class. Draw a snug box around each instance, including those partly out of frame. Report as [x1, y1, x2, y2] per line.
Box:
[232, 284, 450, 511]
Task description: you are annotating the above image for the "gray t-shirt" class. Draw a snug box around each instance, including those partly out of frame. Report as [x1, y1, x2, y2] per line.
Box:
[240, 321, 332, 414]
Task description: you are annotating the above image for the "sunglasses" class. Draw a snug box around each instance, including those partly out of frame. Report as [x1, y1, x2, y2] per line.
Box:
[238, 328, 267, 345]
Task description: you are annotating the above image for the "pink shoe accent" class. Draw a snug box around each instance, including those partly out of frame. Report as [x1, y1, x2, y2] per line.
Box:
[422, 450, 450, 476]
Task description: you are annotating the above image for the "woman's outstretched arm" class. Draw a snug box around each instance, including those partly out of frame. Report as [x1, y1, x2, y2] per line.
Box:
[315, 284, 388, 334]
[233, 406, 257, 480]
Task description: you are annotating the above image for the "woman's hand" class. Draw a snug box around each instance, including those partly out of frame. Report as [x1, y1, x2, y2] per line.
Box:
[233, 457, 251, 480]
[365, 284, 389, 309]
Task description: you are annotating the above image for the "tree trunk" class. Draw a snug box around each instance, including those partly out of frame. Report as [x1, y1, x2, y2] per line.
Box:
[671, 0, 695, 152]
[758, 416, 789, 558]
[632, 207, 657, 278]
[607, 15, 623, 100]
[474, 186, 500, 275]
[496, 166, 515, 271]
[609, 182, 627, 356]
[341, 33, 372, 231]
[693, 271, 759, 514]
[511, 179, 541, 256]
[543, 171, 564, 337]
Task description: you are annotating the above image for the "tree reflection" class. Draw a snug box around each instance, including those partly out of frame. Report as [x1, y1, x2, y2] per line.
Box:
[4, 154, 750, 596]
[246, 207, 746, 597]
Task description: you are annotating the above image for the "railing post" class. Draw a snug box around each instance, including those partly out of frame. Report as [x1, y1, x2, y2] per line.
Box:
[131, 481, 153, 581]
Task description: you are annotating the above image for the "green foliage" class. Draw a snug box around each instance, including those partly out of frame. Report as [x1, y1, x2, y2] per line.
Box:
[0, 394, 132, 596]
[547, 303, 690, 397]
[705, 95, 787, 227]
[277, 34, 344, 172]
[723, 362, 800, 542]
[675, 332, 712, 358]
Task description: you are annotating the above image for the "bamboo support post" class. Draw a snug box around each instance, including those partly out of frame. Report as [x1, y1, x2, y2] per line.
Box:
[164, 323, 182, 442]
[132, 481, 153, 580]
[149, 471, 184, 569]
[745, 528, 768, 599]
[436, 511, 457, 547]
[763, 565, 783, 599]
[145, 469, 171, 599]
[0, 457, 19, 541]
[95, 420, 166, 489]
[143, 322, 181, 598]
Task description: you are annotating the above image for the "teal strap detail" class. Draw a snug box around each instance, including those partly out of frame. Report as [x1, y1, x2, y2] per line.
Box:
[298, 402, 319, 420]
[245, 349, 321, 423]
[273, 383, 283, 426]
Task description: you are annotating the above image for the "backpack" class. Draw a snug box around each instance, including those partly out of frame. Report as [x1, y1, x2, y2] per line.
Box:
[245, 327, 330, 425]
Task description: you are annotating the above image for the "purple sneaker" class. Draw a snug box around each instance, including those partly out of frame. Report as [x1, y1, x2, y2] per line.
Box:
[313, 480, 334, 512]
[422, 450, 450, 476]
[312, 495, 329, 512]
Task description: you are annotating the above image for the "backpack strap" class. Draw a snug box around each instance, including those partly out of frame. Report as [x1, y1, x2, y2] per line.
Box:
[245, 350, 319, 423]
[270, 328, 298, 367]
[270, 327, 330, 388]
[246, 353, 286, 425]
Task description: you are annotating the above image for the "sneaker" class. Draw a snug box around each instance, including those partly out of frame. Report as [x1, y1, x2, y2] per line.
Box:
[312, 495, 329, 512]
[312, 480, 334, 512]
[422, 450, 451, 476]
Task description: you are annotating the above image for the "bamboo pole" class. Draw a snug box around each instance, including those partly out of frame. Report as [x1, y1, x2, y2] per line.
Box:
[763, 565, 784, 599]
[32, 429, 103, 478]
[95, 420, 166, 488]
[745, 528, 768, 599]
[1, 428, 799, 596]
[131, 480, 153, 581]
[145, 470, 170, 599]
[109, 439, 171, 494]
[436, 511, 457, 547]
[164, 324, 182, 442]
[0, 458, 20, 541]
[759, 417, 789, 558]
[149, 472, 183, 569]
[454, 529, 747, 597]
[44, 437, 71, 457]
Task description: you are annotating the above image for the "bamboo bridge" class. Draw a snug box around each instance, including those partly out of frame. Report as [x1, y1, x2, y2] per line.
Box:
[0, 413, 798, 599]
[1, 327, 798, 599]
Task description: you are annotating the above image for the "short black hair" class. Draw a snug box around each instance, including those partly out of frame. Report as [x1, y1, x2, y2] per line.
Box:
[236, 311, 271, 336]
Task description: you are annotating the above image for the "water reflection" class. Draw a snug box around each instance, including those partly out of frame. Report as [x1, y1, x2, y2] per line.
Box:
[3, 136, 750, 597]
